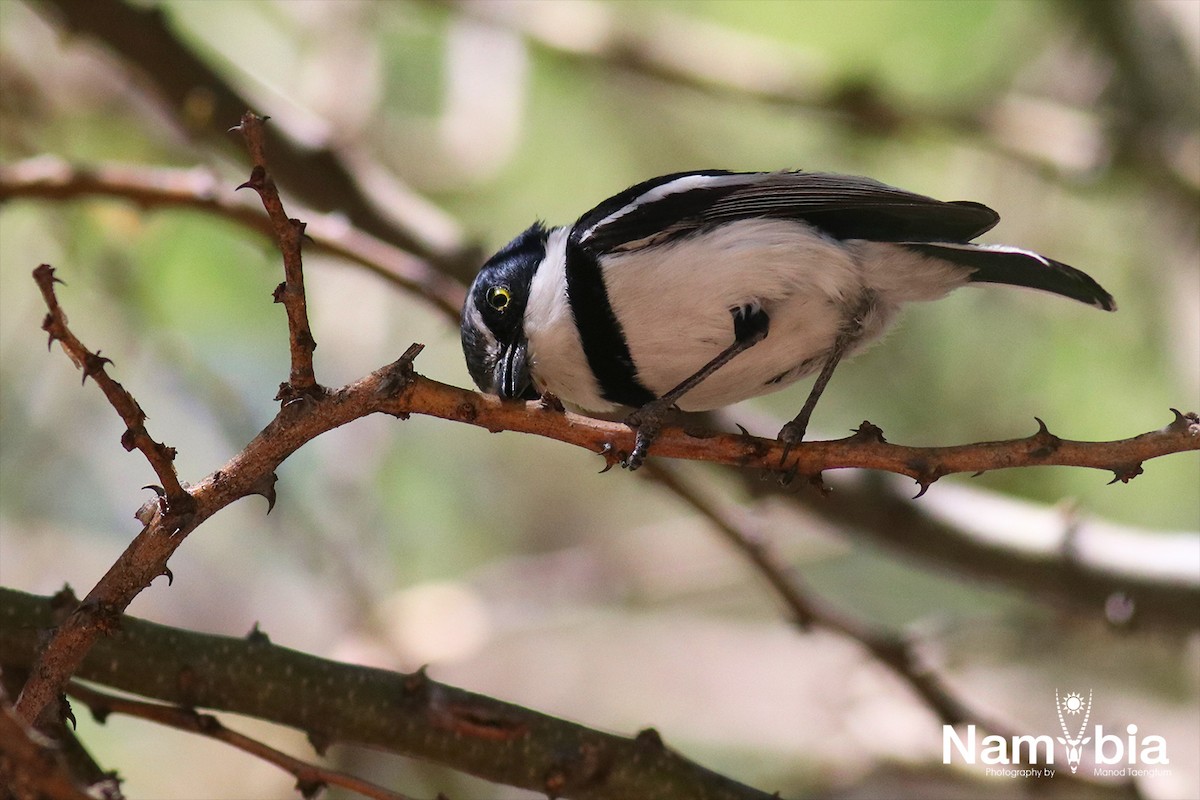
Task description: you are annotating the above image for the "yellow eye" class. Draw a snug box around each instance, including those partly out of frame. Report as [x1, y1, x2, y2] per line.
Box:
[486, 286, 512, 312]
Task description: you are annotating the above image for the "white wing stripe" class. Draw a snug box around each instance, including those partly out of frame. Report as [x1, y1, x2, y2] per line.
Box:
[579, 173, 753, 242]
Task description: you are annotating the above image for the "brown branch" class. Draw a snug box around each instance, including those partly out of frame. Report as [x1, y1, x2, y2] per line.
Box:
[65, 682, 423, 800]
[232, 112, 318, 398]
[30, 264, 192, 513]
[391, 387, 1199, 488]
[0, 688, 104, 800]
[0, 589, 779, 800]
[0, 156, 464, 320]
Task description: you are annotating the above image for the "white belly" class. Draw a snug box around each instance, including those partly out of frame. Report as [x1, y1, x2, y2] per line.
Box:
[604, 220, 885, 410]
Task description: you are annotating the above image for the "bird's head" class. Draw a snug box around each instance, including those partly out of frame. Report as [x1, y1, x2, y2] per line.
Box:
[460, 223, 546, 401]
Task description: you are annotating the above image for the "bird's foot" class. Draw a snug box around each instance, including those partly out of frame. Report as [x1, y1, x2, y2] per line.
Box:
[776, 417, 809, 467]
[623, 400, 673, 470]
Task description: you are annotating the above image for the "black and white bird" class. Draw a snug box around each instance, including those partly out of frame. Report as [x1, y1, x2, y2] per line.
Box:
[460, 170, 1116, 469]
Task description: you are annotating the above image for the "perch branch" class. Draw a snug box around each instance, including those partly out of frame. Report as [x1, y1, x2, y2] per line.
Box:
[0, 588, 778, 800]
[0, 156, 464, 320]
[391, 388, 1198, 488]
[65, 682, 422, 800]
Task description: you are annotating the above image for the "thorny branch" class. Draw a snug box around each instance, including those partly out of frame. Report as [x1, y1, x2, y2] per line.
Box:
[0, 688, 103, 800]
[232, 111, 319, 399]
[395, 390, 1197, 489]
[31, 265, 190, 511]
[65, 682, 423, 800]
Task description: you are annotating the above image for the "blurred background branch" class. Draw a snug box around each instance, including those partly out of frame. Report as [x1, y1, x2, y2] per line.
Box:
[2, 587, 780, 800]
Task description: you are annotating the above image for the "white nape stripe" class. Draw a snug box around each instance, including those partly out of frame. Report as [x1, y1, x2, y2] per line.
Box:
[579, 173, 752, 243]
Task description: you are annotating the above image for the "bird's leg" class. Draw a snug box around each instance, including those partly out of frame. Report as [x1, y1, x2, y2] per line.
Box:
[624, 305, 769, 470]
[778, 295, 874, 463]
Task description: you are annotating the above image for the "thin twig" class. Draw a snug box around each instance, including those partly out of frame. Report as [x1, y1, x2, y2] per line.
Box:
[31, 264, 192, 513]
[232, 112, 319, 398]
[0, 157, 464, 319]
[644, 462, 990, 727]
[66, 682, 424, 800]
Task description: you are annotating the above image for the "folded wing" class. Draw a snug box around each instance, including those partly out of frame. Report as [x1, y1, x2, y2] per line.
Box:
[574, 170, 1001, 253]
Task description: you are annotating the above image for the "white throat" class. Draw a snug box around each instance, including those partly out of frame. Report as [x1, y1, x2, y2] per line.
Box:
[522, 227, 612, 411]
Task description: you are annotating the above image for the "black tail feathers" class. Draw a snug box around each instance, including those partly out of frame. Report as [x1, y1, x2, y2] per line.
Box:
[903, 242, 1116, 311]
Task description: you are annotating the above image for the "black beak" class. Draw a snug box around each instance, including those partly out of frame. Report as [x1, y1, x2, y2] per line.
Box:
[494, 336, 539, 401]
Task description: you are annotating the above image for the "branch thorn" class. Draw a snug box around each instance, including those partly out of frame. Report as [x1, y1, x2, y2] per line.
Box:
[634, 727, 665, 751]
[245, 622, 271, 645]
[848, 420, 887, 443]
[81, 350, 113, 384]
[248, 472, 279, 513]
[1107, 463, 1144, 484]
[1167, 407, 1199, 435]
[62, 695, 76, 729]
[296, 778, 326, 800]
[912, 474, 940, 499]
[1030, 416, 1062, 457]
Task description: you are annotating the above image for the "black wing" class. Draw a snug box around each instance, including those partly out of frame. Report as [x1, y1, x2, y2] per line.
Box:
[573, 170, 1000, 253]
